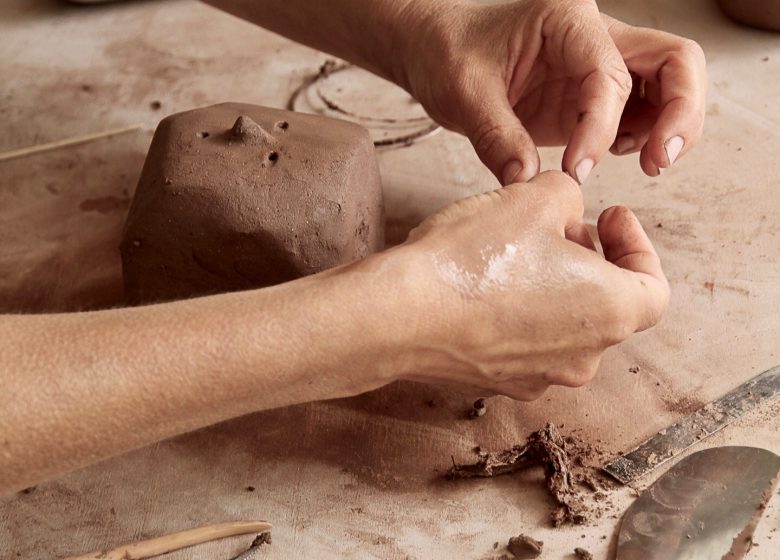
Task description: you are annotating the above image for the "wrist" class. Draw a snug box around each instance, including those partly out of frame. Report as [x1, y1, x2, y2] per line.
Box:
[378, 0, 458, 93]
[343, 243, 479, 384]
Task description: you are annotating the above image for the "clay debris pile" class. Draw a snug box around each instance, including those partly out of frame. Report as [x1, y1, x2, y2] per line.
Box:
[448, 423, 615, 526]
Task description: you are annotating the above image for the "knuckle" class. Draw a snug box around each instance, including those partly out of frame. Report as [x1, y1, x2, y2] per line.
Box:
[549, 0, 596, 17]
[644, 279, 671, 329]
[589, 278, 635, 345]
[612, 67, 634, 99]
[469, 120, 510, 161]
[593, 62, 632, 102]
[677, 38, 706, 63]
[544, 171, 583, 206]
[554, 356, 601, 388]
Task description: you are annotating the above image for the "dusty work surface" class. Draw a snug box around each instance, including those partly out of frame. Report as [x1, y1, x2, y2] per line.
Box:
[1, 0, 779, 558]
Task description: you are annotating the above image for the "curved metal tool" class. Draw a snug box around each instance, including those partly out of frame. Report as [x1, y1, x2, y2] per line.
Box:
[605, 365, 780, 485]
[616, 446, 780, 560]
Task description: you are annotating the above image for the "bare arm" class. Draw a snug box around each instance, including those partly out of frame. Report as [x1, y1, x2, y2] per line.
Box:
[0, 259, 408, 494]
[204, 0, 706, 183]
[0, 172, 668, 495]
[201, 0, 420, 86]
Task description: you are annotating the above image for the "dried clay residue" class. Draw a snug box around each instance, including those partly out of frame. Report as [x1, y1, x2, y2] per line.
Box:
[574, 547, 594, 560]
[507, 534, 543, 559]
[448, 423, 615, 526]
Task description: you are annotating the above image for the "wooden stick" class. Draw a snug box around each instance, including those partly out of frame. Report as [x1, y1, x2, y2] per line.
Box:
[64, 520, 272, 560]
[0, 123, 144, 163]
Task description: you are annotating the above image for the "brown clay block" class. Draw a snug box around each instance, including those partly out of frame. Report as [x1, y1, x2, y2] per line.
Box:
[121, 102, 384, 303]
[719, 0, 780, 31]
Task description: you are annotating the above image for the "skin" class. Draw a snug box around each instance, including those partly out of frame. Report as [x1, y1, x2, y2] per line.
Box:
[204, 0, 707, 183]
[0, 0, 706, 495]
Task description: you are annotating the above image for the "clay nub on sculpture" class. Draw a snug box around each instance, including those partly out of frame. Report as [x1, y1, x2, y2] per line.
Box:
[120, 102, 385, 304]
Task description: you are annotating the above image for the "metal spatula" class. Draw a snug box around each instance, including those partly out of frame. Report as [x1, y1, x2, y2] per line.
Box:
[616, 446, 780, 560]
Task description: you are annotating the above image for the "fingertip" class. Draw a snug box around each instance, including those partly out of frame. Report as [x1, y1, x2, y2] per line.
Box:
[501, 156, 538, 185]
[464, 79, 541, 186]
[639, 145, 661, 177]
[501, 160, 524, 186]
[597, 205, 669, 330]
[597, 205, 660, 270]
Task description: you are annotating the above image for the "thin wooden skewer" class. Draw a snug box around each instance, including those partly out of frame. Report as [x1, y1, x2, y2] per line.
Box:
[64, 520, 272, 560]
[0, 123, 144, 163]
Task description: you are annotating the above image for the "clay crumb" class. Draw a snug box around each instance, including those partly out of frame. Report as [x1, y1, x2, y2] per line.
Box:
[448, 423, 615, 526]
[468, 398, 487, 419]
[507, 534, 543, 559]
[574, 547, 593, 560]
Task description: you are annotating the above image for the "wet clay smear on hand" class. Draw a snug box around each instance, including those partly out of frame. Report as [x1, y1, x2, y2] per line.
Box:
[448, 423, 616, 526]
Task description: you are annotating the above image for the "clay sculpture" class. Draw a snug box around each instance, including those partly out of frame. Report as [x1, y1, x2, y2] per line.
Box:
[121, 103, 384, 303]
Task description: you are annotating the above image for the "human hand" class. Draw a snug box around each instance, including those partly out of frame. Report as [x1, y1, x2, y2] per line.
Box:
[390, 171, 669, 399]
[396, 0, 706, 184]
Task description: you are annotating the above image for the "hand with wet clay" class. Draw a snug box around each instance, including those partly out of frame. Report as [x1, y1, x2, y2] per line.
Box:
[0, 172, 668, 494]
[205, 0, 707, 183]
[397, 171, 670, 399]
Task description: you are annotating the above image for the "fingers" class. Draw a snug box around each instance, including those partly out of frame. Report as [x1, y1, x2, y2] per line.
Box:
[565, 223, 596, 251]
[463, 74, 541, 185]
[561, 66, 633, 183]
[609, 74, 659, 156]
[603, 16, 707, 175]
[527, 171, 584, 233]
[549, 4, 632, 184]
[524, 171, 595, 249]
[597, 206, 670, 332]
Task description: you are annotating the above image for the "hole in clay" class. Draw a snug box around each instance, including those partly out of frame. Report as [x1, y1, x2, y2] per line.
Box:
[197, 131, 210, 139]
[276, 121, 289, 130]
[268, 151, 279, 163]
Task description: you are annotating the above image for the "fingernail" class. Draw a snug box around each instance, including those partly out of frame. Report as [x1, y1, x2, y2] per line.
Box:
[575, 158, 594, 185]
[664, 135, 684, 167]
[615, 133, 636, 155]
[501, 160, 524, 185]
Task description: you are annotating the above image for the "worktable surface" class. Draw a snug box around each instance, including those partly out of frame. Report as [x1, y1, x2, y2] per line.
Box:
[1, 0, 779, 558]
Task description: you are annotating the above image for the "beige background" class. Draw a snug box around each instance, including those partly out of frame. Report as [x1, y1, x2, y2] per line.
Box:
[1, 0, 779, 558]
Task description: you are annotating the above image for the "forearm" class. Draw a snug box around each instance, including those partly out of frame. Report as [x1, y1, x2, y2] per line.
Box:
[0, 252, 413, 495]
[201, 0, 444, 89]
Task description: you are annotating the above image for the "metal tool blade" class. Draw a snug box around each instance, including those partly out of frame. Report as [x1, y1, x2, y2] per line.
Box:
[604, 364, 780, 485]
[616, 446, 780, 560]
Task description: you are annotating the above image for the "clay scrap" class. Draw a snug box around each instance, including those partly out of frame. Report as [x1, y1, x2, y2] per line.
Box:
[506, 534, 543, 559]
[574, 547, 594, 560]
[448, 423, 614, 526]
[121, 102, 384, 303]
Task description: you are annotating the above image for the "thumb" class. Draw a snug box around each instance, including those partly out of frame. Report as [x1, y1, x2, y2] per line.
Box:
[597, 206, 670, 332]
[462, 75, 540, 185]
